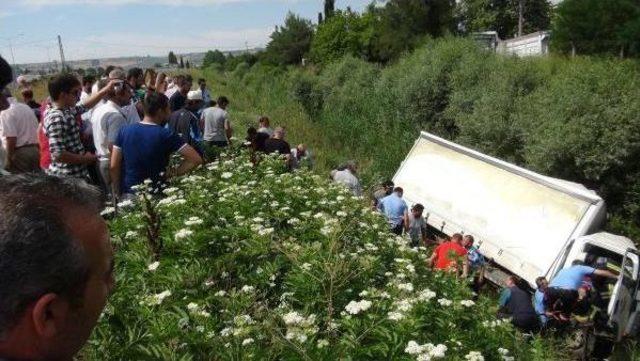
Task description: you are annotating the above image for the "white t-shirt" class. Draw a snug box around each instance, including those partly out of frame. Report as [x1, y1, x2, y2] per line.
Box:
[258, 126, 274, 137]
[91, 100, 127, 160]
[202, 106, 229, 142]
[80, 90, 93, 122]
[331, 169, 362, 196]
[0, 98, 38, 148]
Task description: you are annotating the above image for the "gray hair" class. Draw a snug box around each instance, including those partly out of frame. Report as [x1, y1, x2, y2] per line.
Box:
[0, 174, 102, 337]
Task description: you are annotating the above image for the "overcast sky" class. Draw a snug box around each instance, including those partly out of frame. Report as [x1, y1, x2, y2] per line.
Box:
[0, 0, 372, 64]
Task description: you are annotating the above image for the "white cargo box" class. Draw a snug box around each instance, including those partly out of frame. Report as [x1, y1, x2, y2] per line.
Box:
[393, 131, 606, 286]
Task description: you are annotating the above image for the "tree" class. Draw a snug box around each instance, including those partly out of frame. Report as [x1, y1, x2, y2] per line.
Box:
[457, 0, 551, 39]
[179, 56, 185, 68]
[324, 0, 335, 19]
[202, 50, 227, 68]
[185, 60, 191, 69]
[168, 51, 178, 65]
[310, 10, 376, 64]
[365, 0, 458, 63]
[552, 0, 640, 57]
[263, 12, 314, 65]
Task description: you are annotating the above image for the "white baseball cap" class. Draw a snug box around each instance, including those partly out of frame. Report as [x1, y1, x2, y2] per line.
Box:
[187, 90, 203, 101]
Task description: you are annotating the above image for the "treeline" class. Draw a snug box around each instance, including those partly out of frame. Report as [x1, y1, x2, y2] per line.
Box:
[219, 38, 640, 239]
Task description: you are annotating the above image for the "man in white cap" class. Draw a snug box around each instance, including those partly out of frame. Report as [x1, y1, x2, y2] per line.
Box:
[90, 69, 133, 196]
[168, 89, 203, 155]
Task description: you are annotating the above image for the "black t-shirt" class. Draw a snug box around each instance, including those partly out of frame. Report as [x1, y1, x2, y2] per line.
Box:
[264, 138, 290, 155]
[169, 92, 186, 112]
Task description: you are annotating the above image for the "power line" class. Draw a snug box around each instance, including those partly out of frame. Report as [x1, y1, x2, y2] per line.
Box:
[78, 39, 265, 50]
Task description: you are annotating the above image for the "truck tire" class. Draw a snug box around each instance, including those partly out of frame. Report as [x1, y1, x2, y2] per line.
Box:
[565, 327, 594, 361]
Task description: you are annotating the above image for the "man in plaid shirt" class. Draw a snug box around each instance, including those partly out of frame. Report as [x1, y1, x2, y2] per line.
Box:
[44, 74, 117, 179]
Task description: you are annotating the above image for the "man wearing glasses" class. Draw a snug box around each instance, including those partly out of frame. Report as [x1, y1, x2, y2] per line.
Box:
[43, 73, 117, 180]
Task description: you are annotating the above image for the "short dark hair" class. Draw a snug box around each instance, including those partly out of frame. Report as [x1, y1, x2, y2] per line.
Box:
[452, 233, 463, 242]
[21, 89, 34, 100]
[127, 67, 143, 80]
[82, 75, 95, 86]
[464, 234, 474, 243]
[143, 91, 169, 117]
[48, 74, 81, 101]
[535, 276, 547, 289]
[198, 78, 205, 85]
[0, 56, 12, 88]
[382, 180, 394, 188]
[217, 96, 229, 106]
[412, 203, 424, 213]
[184, 74, 193, 83]
[0, 174, 101, 336]
[104, 65, 116, 77]
[394, 186, 403, 194]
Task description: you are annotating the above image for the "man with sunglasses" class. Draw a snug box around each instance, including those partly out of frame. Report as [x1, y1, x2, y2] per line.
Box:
[44, 73, 117, 180]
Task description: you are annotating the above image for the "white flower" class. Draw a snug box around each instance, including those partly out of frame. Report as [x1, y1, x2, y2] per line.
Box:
[241, 285, 255, 293]
[252, 217, 264, 223]
[460, 300, 475, 307]
[147, 261, 160, 272]
[417, 289, 437, 302]
[175, 228, 193, 240]
[221, 172, 233, 179]
[220, 327, 233, 337]
[300, 263, 312, 271]
[430, 344, 448, 358]
[437, 298, 452, 307]
[465, 351, 484, 361]
[282, 311, 304, 325]
[163, 187, 179, 194]
[117, 199, 133, 208]
[498, 348, 509, 355]
[242, 338, 254, 346]
[287, 217, 301, 225]
[214, 290, 227, 297]
[184, 217, 204, 226]
[258, 227, 274, 236]
[125, 231, 137, 239]
[405, 341, 425, 355]
[317, 339, 329, 349]
[100, 207, 115, 216]
[144, 290, 171, 306]
[336, 210, 347, 217]
[388, 312, 404, 321]
[345, 300, 372, 315]
[397, 282, 414, 292]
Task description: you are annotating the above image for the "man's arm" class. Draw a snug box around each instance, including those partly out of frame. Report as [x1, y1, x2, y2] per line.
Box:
[46, 115, 96, 165]
[224, 119, 232, 140]
[3, 136, 16, 170]
[172, 145, 203, 177]
[80, 80, 117, 109]
[106, 114, 127, 153]
[110, 147, 123, 197]
[594, 269, 618, 279]
[404, 213, 410, 232]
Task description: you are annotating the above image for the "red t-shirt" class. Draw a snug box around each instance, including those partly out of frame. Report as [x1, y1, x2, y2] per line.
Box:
[38, 99, 52, 170]
[433, 241, 467, 270]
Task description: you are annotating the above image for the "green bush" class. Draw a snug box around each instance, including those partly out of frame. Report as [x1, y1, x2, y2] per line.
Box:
[82, 150, 553, 360]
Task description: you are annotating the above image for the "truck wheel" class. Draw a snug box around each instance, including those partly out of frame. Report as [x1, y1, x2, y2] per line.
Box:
[565, 328, 594, 361]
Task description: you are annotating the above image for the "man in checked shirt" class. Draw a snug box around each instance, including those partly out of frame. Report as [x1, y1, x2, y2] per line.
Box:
[44, 74, 118, 180]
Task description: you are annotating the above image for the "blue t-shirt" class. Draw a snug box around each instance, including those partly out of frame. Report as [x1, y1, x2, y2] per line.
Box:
[377, 193, 407, 227]
[115, 122, 185, 194]
[549, 265, 596, 290]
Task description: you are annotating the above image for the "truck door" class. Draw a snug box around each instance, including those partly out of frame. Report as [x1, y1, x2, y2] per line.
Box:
[608, 249, 640, 341]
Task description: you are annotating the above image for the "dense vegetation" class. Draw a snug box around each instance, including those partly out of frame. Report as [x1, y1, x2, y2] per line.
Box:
[82, 150, 557, 360]
[203, 38, 640, 241]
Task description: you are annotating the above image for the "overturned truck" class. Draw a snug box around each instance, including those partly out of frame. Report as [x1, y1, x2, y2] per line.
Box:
[393, 131, 639, 357]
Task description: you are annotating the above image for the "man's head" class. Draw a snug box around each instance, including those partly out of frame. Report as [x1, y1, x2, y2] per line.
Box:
[296, 144, 307, 155]
[186, 90, 203, 111]
[393, 187, 403, 197]
[16, 75, 29, 89]
[48, 74, 82, 107]
[127, 67, 144, 89]
[82, 75, 95, 93]
[21, 89, 34, 102]
[411, 203, 424, 218]
[535, 276, 548, 290]
[345, 160, 358, 174]
[103, 65, 116, 79]
[198, 78, 206, 91]
[273, 126, 286, 140]
[506, 276, 518, 288]
[0, 56, 13, 111]
[451, 233, 463, 244]
[106, 69, 132, 107]
[217, 96, 229, 110]
[143, 92, 171, 125]
[382, 180, 394, 194]
[179, 75, 192, 95]
[258, 116, 270, 128]
[463, 234, 474, 248]
[0, 174, 113, 360]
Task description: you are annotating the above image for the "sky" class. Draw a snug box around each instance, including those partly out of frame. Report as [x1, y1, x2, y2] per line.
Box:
[0, 0, 373, 65]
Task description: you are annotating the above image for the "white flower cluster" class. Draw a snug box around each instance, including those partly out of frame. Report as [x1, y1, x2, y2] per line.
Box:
[184, 216, 203, 226]
[187, 302, 211, 317]
[405, 341, 448, 360]
[498, 348, 514, 361]
[344, 299, 372, 315]
[282, 311, 318, 343]
[417, 289, 437, 302]
[175, 228, 193, 240]
[482, 319, 509, 329]
[460, 300, 475, 307]
[396, 282, 414, 292]
[437, 298, 452, 307]
[464, 351, 484, 361]
[147, 261, 160, 272]
[220, 314, 256, 338]
[157, 194, 187, 207]
[140, 290, 171, 306]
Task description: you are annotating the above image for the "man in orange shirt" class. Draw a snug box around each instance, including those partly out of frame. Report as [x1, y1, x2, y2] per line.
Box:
[428, 233, 469, 277]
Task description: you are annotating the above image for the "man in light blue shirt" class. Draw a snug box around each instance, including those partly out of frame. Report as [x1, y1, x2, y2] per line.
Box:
[377, 187, 408, 235]
[549, 264, 616, 290]
[533, 276, 549, 326]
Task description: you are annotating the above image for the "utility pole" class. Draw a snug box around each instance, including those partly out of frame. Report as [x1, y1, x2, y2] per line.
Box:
[57, 35, 66, 72]
[517, 0, 524, 37]
[245, 41, 249, 54]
